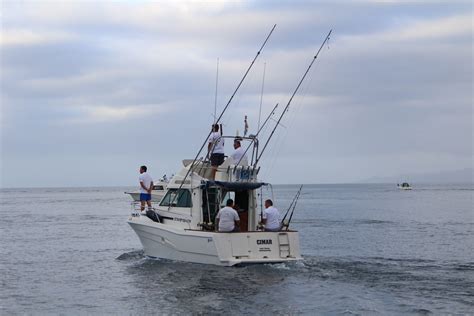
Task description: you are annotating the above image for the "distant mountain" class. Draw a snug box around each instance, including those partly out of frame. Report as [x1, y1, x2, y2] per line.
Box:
[361, 168, 473, 184]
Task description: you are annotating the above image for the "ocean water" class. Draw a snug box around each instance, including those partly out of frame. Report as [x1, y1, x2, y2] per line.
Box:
[0, 184, 472, 314]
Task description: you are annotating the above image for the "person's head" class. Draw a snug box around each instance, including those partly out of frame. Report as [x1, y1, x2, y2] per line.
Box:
[226, 198, 234, 207]
[233, 139, 241, 149]
[140, 165, 147, 174]
[212, 124, 219, 132]
[264, 199, 273, 208]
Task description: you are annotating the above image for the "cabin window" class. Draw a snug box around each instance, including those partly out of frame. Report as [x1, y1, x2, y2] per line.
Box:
[160, 189, 192, 208]
[153, 185, 164, 190]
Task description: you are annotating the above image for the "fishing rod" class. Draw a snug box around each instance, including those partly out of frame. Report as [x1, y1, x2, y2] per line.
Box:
[281, 184, 303, 223]
[234, 102, 279, 167]
[254, 30, 332, 167]
[170, 24, 277, 205]
[283, 185, 303, 230]
[285, 187, 302, 231]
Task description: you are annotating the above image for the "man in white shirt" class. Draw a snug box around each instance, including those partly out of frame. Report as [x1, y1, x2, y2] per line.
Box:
[230, 139, 248, 165]
[262, 199, 281, 231]
[208, 124, 225, 180]
[216, 199, 240, 232]
[139, 165, 154, 212]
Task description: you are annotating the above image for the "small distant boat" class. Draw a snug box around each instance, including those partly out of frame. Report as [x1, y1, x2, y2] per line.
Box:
[397, 182, 412, 190]
[125, 177, 169, 202]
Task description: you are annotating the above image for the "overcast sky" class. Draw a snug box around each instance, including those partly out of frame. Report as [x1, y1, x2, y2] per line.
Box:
[1, 0, 472, 187]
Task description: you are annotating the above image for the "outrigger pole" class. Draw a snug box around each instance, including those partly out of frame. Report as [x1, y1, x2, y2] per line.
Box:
[254, 30, 332, 167]
[257, 62, 267, 131]
[174, 24, 277, 195]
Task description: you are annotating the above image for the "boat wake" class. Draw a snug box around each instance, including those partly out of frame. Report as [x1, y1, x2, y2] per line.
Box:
[116, 249, 145, 261]
[115, 251, 473, 313]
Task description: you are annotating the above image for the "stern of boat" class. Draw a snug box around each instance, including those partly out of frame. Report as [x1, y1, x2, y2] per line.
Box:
[213, 231, 302, 266]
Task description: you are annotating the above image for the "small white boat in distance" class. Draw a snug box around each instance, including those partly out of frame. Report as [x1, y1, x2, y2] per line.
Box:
[398, 182, 412, 190]
[125, 177, 169, 202]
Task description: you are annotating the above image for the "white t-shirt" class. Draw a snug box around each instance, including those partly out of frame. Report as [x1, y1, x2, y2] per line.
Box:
[139, 172, 153, 194]
[216, 206, 239, 232]
[231, 146, 248, 165]
[208, 132, 225, 154]
[263, 206, 280, 230]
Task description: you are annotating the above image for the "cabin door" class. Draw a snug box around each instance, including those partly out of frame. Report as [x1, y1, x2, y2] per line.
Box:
[235, 190, 249, 232]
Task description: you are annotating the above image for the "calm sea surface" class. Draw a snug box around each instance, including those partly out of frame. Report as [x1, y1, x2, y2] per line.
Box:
[0, 184, 472, 314]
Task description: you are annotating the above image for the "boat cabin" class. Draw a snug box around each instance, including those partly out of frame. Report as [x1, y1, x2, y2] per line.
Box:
[145, 136, 269, 232]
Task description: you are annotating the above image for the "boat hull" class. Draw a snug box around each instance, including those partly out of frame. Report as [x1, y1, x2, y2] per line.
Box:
[127, 215, 302, 266]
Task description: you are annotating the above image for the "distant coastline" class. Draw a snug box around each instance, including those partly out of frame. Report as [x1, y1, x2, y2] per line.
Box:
[360, 168, 473, 184]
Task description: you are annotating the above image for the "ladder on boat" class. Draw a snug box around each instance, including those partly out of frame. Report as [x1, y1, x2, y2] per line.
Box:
[278, 232, 290, 258]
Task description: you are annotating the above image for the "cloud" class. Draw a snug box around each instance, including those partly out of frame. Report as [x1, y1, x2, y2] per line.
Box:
[343, 13, 472, 43]
[0, 29, 77, 46]
[0, 0, 472, 187]
[61, 104, 171, 124]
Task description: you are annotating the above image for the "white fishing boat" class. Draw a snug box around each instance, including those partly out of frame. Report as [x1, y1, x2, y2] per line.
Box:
[127, 26, 332, 266]
[127, 144, 302, 266]
[398, 182, 412, 190]
[125, 178, 169, 202]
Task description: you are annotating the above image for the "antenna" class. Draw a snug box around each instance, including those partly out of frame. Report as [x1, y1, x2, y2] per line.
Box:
[213, 58, 219, 123]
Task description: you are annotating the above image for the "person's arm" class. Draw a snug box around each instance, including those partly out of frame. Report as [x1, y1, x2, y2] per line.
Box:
[260, 210, 268, 226]
[148, 181, 153, 194]
[234, 211, 240, 227]
[215, 211, 220, 231]
[207, 134, 214, 157]
[140, 181, 148, 192]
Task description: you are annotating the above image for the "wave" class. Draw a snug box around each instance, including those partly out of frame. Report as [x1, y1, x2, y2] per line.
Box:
[116, 249, 145, 261]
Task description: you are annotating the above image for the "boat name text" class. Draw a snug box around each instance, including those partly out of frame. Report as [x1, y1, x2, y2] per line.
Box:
[173, 217, 191, 223]
[257, 239, 272, 245]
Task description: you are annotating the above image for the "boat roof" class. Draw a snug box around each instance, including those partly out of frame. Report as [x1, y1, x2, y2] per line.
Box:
[201, 180, 267, 191]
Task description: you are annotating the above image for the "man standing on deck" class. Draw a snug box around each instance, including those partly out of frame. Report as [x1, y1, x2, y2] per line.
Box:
[139, 165, 153, 212]
[208, 124, 225, 180]
[262, 199, 281, 231]
[230, 138, 248, 165]
[216, 199, 240, 232]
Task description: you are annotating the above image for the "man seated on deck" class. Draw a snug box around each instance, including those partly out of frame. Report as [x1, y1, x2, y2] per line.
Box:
[216, 199, 240, 232]
[262, 199, 281, 232]
[208, 124, 225, 180]
[230, 138, 248, 165]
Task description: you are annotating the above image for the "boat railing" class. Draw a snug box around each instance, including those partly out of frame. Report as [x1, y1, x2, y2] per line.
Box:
[225, 164, 260, 182]
[189, 158, 260, 182]
[130, 202, 160, 215]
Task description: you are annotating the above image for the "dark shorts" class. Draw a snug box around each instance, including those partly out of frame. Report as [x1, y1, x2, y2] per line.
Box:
[210, 153, 225, 166]
[140, 193, 151, 201]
